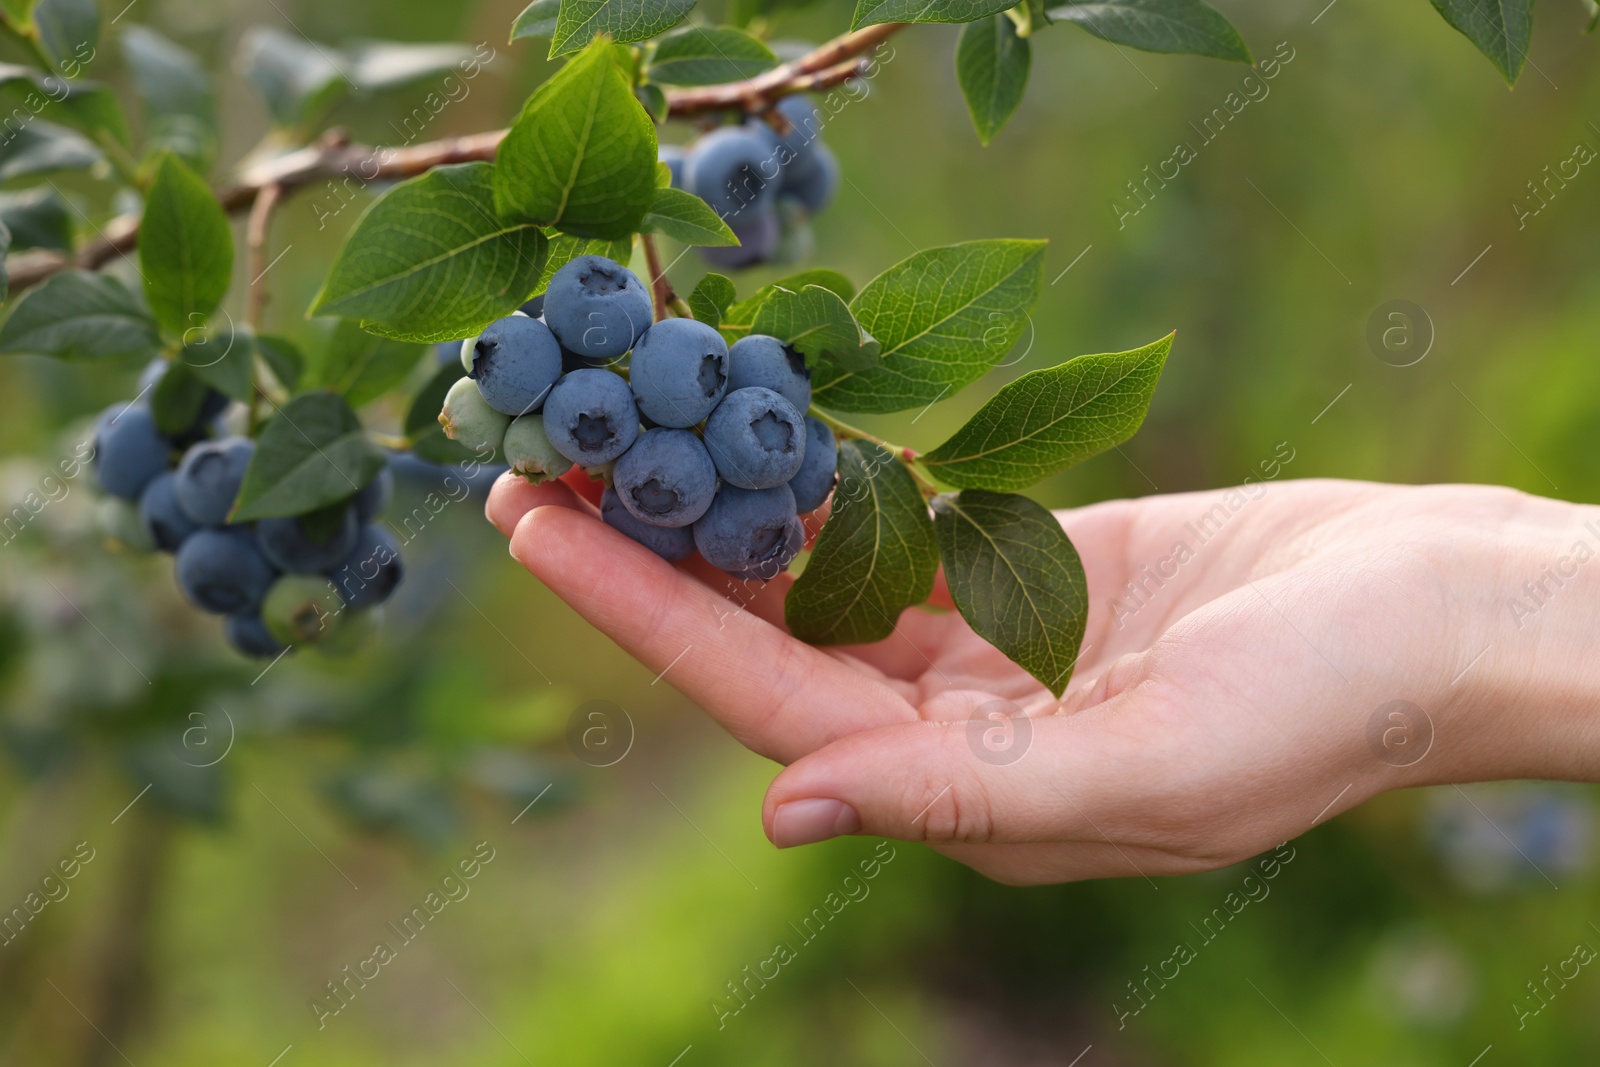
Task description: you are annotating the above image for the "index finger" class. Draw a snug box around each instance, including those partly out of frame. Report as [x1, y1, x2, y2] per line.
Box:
[509, 503, 918, 763]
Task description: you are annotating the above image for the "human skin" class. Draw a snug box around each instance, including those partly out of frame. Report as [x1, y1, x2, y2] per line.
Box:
[486, 475, 1600, 886]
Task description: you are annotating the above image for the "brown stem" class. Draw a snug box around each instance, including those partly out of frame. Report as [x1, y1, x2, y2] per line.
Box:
[640, 233, 674, 323]
[245, 182, 283, 330]
[4, 22, 911, 297]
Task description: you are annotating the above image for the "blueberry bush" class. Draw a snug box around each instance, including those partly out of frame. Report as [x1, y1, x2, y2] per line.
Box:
[0, 0, 1559, 692]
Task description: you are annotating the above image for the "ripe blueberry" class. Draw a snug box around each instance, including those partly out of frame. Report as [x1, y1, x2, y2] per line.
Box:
[692, 483, 801, 575]
[466, 315, 563, 416]
[701, 211, 780, 271]
[702, 386, 806, 490]
[788, 417, 838, 514]
[262, 575, 344, 646]
[543, 255, 652, 362]
[225, 613, 288, 659]
[685, 124, 780, 222]
[659, 143, 687, 189]
[503, 414, 573, 484]
[257, 505, 360, 574]
[542, 368, 641, 466]
[628, 318, 730, 428]
[439, 376, 511, 455]
[727, 334, 811, 412]
[175, 527, 278, 616]
[772, 94, 825, 181]
[174, 436, 254, 526]
[735, 514, 804, 582]
[783, 140, 839, 215]
[612, 428, 718, 528]
[328, 523, 404, 610]
[93, 403, 171, 501]
[138, 471, 198, 553]
[601, 487, 696, 562]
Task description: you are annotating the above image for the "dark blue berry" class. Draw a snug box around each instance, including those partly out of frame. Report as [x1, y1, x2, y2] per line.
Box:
[257, 506, 360, 574]
[466, 315, 564, 417]
[702, 386, 806, 490]
[693, 483, 800, 575]
[174, 437, 254, 527]
[93, 403, 170, 501]
[543, 369, 640, 466]
[175, 528, 278, 616]
[543, 255, 652, 362]
[601, 488, 696, 562]
[225, 613, 288, 659]
[727, 334, 811, 412]
[612, 428, 719, 528]
[138, 471, 198, 553]
[628, 318, 730, 428]
[328, 524, 404, 610]
[788, 417, 838, 514]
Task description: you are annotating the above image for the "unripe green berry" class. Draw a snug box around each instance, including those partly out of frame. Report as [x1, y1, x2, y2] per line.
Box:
[262, 575, 344, 647]
[98, 497, 154, 553]
[315, 606, 381, 657]
[504, 414, 573, 485]
[459, 335, 478, 373]
[438, 376, 509, 454]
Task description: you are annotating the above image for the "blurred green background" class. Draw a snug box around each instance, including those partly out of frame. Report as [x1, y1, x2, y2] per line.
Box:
[1, 0, 1599, 1063]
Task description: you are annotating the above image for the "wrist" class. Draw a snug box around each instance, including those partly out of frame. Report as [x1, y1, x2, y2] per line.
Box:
[1442, 494, 1600, 784]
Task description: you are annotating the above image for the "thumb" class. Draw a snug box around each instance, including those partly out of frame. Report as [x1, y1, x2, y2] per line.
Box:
[761, 693, 1172, 849]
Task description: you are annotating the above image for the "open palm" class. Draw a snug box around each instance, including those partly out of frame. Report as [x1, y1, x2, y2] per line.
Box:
[488, 473, 1593, 885]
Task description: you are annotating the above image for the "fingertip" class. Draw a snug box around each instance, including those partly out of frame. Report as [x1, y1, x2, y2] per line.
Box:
[486, 471, 584, 538]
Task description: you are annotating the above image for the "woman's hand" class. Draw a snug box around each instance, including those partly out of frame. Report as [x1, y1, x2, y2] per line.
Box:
[487, 473, 1600, 885]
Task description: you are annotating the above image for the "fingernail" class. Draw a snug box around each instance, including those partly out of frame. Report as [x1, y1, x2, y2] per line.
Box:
[771, 798, 860, 848]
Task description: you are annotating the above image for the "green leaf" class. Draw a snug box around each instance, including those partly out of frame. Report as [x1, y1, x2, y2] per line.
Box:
[532, 233, 634, 296]
[751, 285, 880, 373]
[0, 0, 39, 29]
[922, 333, 1171, 491]
[181, 329, 254, 401]
[255, 333, 305, 391]
[237, 27, 349, 128]
[688, 272, 735, 328]
[1046, 0, 1252, 63]
[0, 270, 161, 361]
[785, 441, 938, 645]
[510, 0, 562, 41]
[853, 0, 1015, 28]
[813, 239, 1047, 414]
[151, 358, 213, 435]
[405, 361, 475, 464]
[957, 14, 1030, 145]
[140, 154, 235, 336]
[233, 393, 385, 521]
[718, 268, 855, 341]
[33, 0, 97, 71]
[47, 81, 132, 146]
[310, 161, 549, 344]
[640, 186, 738, 245]
[314, 319, 427, 408]
[1427, 0, 1533, 83]
[549, 0, 695, 58]
[494, 38, 658, 239]
[932, 490, 1087, 697]
[0, 119, 99, 182]
[648, 25, 778, 85]
[120, 25, 217, 166]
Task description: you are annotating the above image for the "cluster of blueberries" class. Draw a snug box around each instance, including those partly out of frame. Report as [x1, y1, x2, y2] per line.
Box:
[660, 94, 840, 271]
[438, 254, 838, 579]
[91, 362, 403, 659]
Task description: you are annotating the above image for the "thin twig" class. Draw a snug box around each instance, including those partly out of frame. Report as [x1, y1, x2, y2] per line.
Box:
[6, 22, 911, 297]
[640, 233, 674, 322]
[246, 182, 283, 330]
